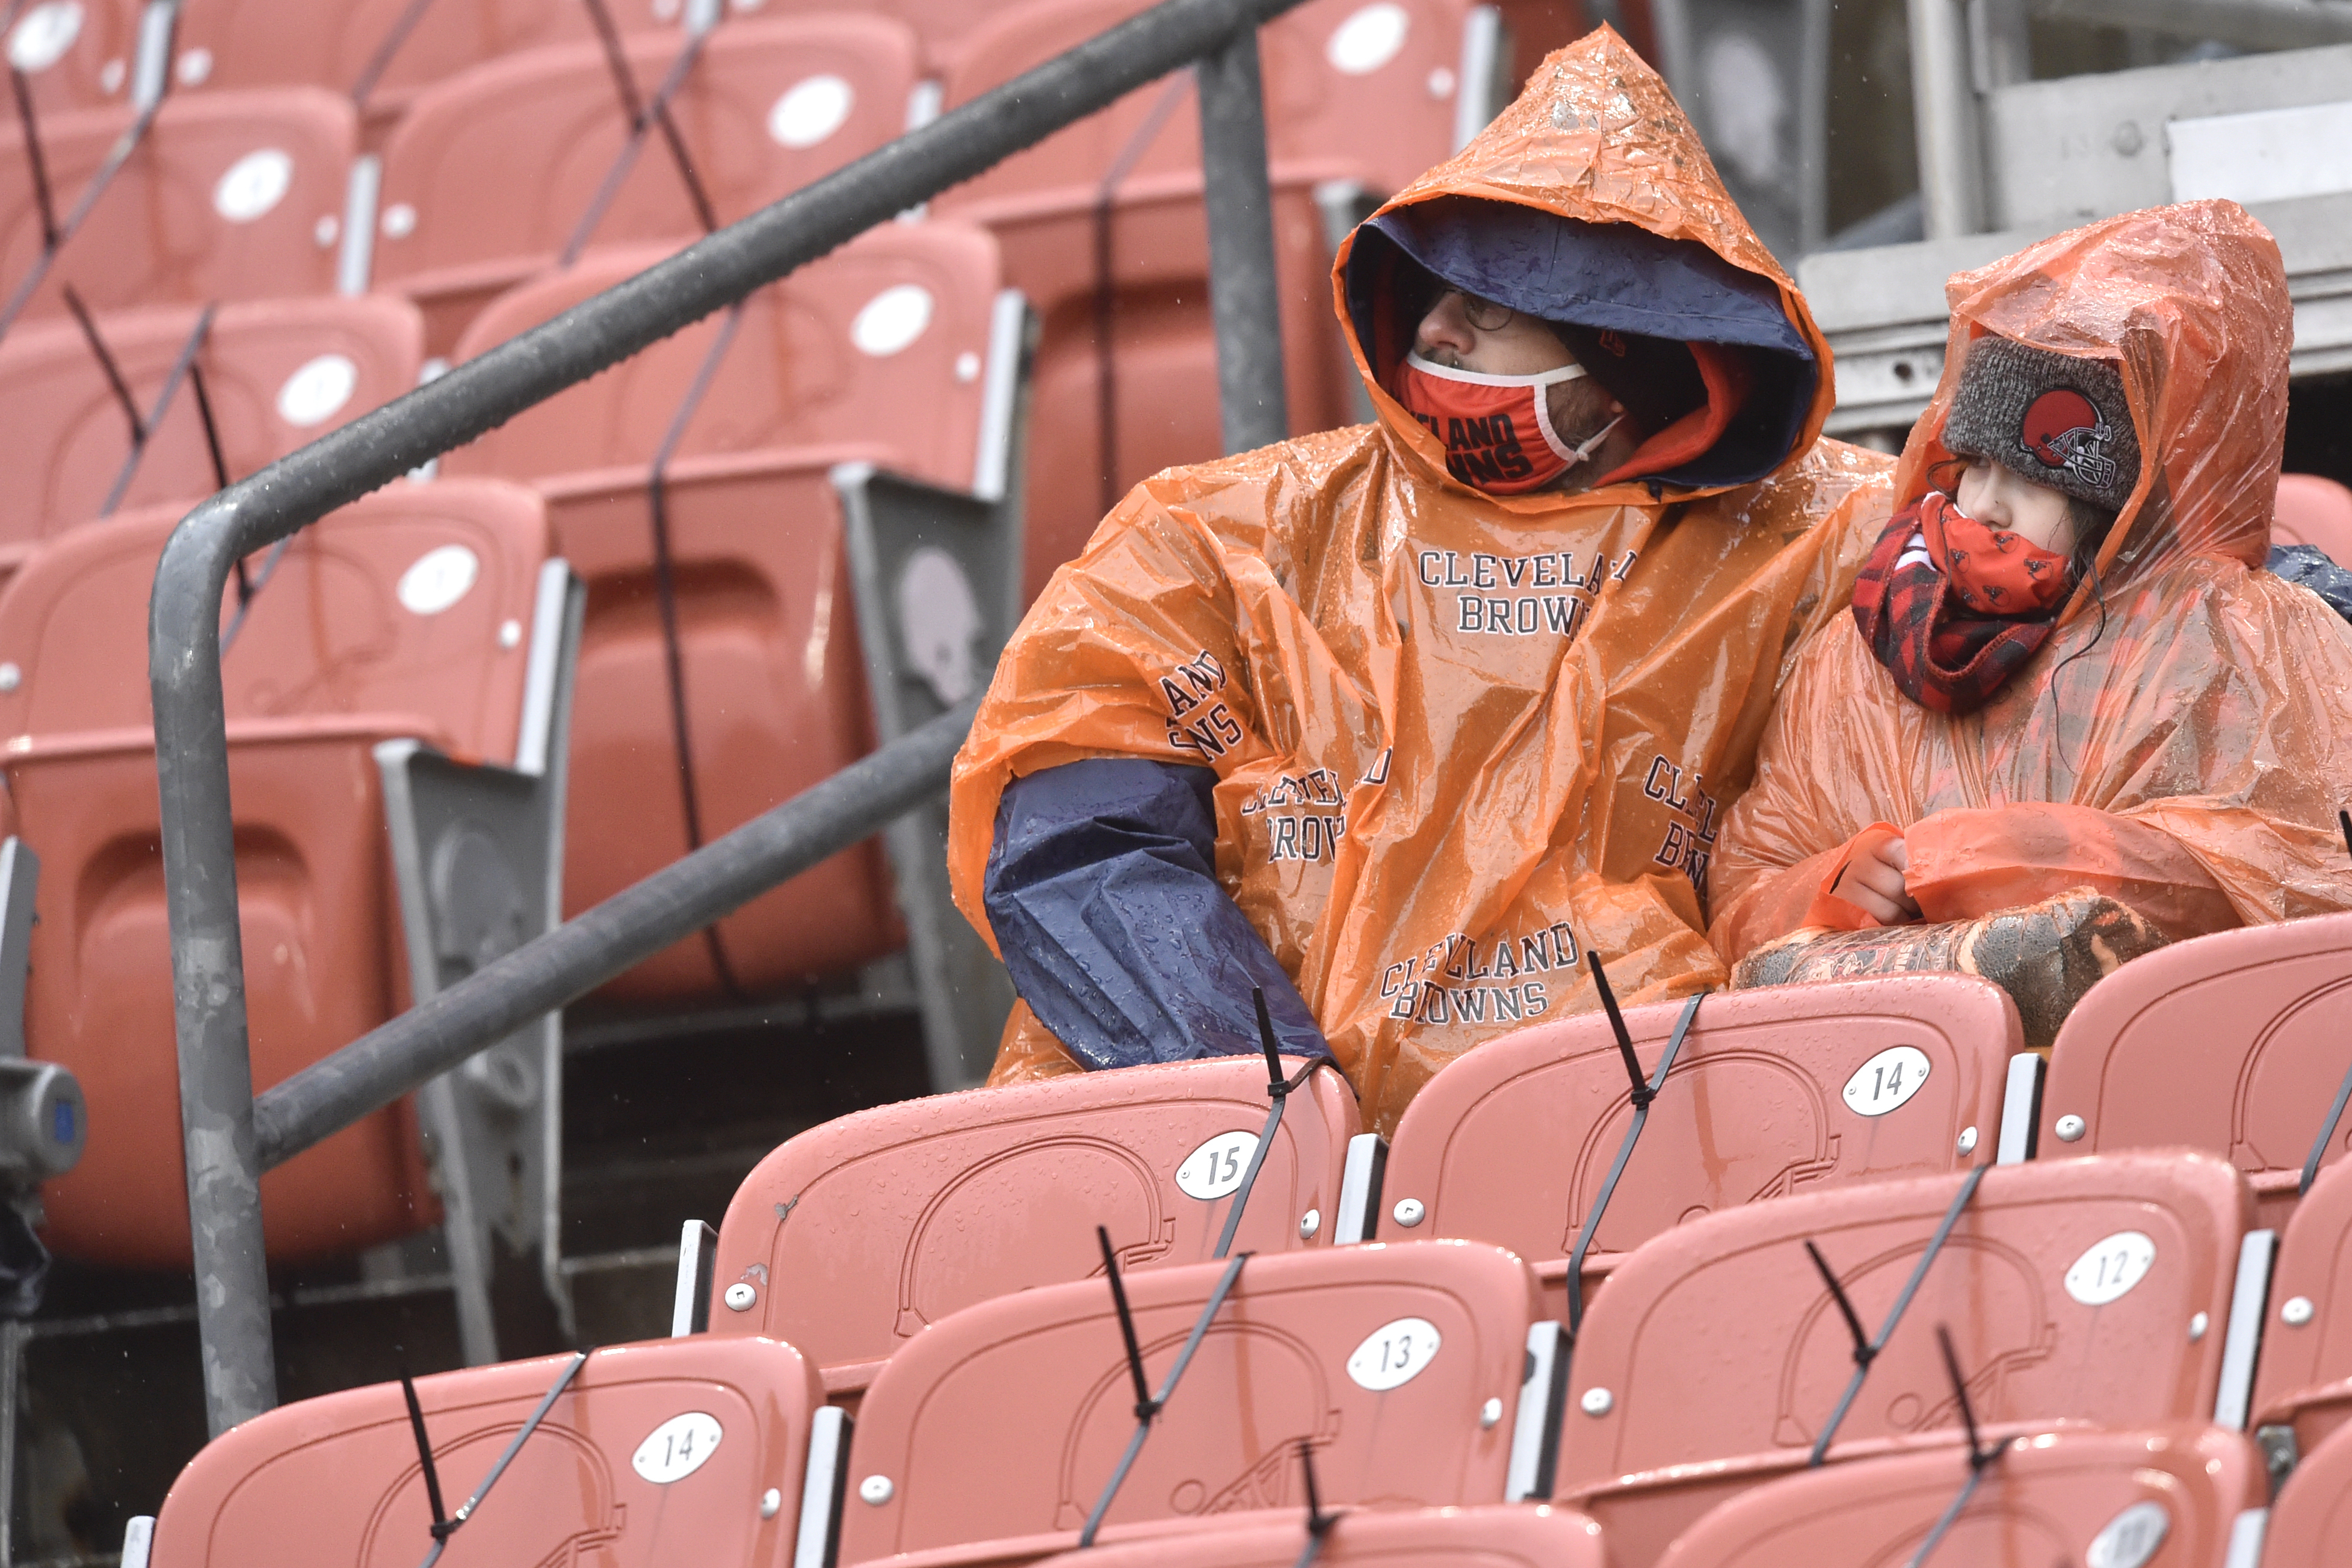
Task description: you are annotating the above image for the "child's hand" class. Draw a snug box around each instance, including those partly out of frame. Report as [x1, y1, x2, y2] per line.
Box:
[1829, 833, 1922, 925]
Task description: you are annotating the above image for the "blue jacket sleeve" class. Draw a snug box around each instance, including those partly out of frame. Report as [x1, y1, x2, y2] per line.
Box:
[983, 758, 1333, 1072]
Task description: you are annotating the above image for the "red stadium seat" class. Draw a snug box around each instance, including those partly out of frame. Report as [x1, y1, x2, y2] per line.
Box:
[939, 170, 1358, 601]
[1650, 1424, 2267, 1568]
[2039, 912, 2352, 1228]
[705, 1055, 1362, 1398]
[144, 1336, 826, 1568]
[373, 15, 921, 354]
[0, 294, 422, 569]
[2274, 472, 2352, 563]
[1372, 976, 2025, 1320]
[2250, 1158, 2352, 1471]
[1029, 1503, 1608, 1568]
[1551, 1153, 2256, 1568]
[830, 1240, 1561, 1565]
[1, 0, 152, 119]
[0, 88, 353, 329]
[2269, 1415, 2352, 1564]
[14, 481, 570, 1268]
[446, 229, 1016, 1001]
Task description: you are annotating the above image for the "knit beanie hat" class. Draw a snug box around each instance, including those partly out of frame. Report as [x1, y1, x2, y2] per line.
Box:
[1942, 336, 2141, 514]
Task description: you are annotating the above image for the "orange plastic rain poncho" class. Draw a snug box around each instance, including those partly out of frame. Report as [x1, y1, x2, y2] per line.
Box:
[948, 30, 1898, 1133]
[1711, 200, 2352, 965]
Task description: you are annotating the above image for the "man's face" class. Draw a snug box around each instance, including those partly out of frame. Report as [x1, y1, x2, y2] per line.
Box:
[1412, 288, 1640, 492]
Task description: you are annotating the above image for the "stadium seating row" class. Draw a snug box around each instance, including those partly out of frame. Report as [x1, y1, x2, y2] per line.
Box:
[126, 1142, 2352, 1566]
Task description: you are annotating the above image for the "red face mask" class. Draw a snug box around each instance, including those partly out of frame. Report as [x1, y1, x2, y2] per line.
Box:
[1391, 353, 1621, 495]
[1918, 490, 2072, 615]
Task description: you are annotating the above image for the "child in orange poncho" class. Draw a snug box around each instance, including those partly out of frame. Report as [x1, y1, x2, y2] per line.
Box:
[1709, 200, 2352, 963]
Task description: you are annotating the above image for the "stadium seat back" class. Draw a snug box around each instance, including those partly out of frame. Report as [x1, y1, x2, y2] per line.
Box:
[2268, 1412, 2352, 1564]
[835, 1241, 1546, 1563]
[1650, 1424, 2265, 1568]
[445, 223, 1003, 490]
[1028, 1502, 1608, 1568]
[0, 88, 352, 326]
[2252, 1158, 2352, 1459]
[2040, 912, 2352, 1226]
[2273, 471, 2352, 562]
[710, 1055, 1360, 1392]
[941, 171, 1356, 600]
[0, 294, 422, 563]
[1554, 1153, 2253, 1568]
[13, 481, 561, 1265]
[544, 451, 903, 1000]
[1375, 975, 2022, 1315]
[375, 16, 919, 351]
[147, 1337, 824, 1568]
[2, 0, 149, 119]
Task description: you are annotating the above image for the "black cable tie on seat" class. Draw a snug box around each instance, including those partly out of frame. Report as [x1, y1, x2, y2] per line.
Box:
[1804, 1239, 1875, 1371]
[1806, 1162, 1989, 1466]
[1080, 1238, 1249, 1546]
[350, 0, 442, 111]
[1213, 986, 1321, 1260]
[60, 285, 143, 448]
[100, 301, 214, 518]
[415, 1348, 590, 1568]
[564, 0, 719, 264]
[10, 67, 57, 250]
[1903, 1326, 2013, 1568]
[1562, 982, 1702, 1334]
[397, 1365, 449, 1539]
[1286, 1440, 1339, 1568]
[1585, 951, 1653, 1110]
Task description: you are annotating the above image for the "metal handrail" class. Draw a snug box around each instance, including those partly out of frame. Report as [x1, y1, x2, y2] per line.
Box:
[151, 0, 1308, 1433]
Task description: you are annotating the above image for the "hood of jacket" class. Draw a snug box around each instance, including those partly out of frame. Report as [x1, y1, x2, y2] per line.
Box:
[1333, 27, 1831, 502]
[1897, 199, 2289, 607]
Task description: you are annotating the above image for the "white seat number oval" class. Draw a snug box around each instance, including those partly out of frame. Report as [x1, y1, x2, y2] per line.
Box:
[631, 1412, 723, 1483]
[1841, 1045, 1931, 1117]
[1174, 1130, 1259, 1200]
[2066, 1230, 2157, 1306]
[2086, 1500, 2170, 1568]
[1347, 1316, 1440, 1391]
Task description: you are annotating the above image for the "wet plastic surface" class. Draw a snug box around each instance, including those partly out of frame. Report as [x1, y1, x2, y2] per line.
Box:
[950, 30, 1896, 1134]
[1712, 201, 2352, 966]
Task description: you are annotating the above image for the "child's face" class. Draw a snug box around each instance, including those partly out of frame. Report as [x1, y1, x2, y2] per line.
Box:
[1955, 461, 2076, 552]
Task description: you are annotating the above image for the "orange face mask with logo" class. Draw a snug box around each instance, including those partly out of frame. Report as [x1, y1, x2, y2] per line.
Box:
[1919, 490, 2072, 616]
[1391, 353, 1621, 495]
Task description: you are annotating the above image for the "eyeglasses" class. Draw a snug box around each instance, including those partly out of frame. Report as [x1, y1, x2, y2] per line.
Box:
[1439, 288, 1516, 333]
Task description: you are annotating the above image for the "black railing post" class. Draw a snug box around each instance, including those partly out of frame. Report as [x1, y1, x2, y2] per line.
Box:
[152, 0, 1315, 1436]
[1194, 27, 1289, 453]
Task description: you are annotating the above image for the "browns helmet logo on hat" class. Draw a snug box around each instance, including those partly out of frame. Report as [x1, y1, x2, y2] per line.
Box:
[2017, 386, 2118, 489]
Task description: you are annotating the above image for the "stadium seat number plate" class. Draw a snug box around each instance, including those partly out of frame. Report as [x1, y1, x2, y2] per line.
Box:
[2066, 1232, 2157, 1306]
[632, 1412, 724, 1484]
[1347, 1317, 1441, 1391]
[1841, 1046, 1931, 1117]
[1176, 1131, 1261, 1200]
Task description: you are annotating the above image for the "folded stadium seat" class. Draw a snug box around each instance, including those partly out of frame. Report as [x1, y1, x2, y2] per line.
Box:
[137, 1336, 826, 1568]
[371, 14, 920, 354]
[1367, 975, 2028, 1321]
[931, 0, 1371, 600]
[2267, 1416, 2352, 1564]
[1, 0, 152, 118]
[824, 1241, 1566, 1566]
[1551, 1152, 2262, 1568]
[0, 87, 354, 330]
[446, 227, 1019, 1003]
[2038, 911, 2352, 1229]
[1649, 1424, 2267, 1568]
[2274, 472, 2352, 563]
[7, 481, 584, 1362]
[698, 1055, 1361, 1401]
[1028, 1503, 1608, 1568]
[0, 293, 423, 572]
[2249, 1156, 2352, 1483]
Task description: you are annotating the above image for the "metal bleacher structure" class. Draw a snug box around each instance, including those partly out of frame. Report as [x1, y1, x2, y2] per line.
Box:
[0, 0, 2344, 1561]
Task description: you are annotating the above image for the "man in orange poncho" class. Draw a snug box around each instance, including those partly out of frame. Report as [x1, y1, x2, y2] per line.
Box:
[948, 29, 1895, 1133]
[1710, 200, 2352, 968]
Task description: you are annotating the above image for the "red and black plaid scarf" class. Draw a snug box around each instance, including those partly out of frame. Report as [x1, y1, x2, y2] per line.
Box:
[1851, 495, 2064, 715]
